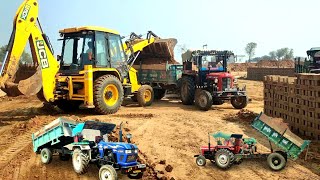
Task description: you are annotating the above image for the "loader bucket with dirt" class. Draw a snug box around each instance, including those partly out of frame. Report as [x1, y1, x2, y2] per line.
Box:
[140, 38, 177, 61]
[133, 38, 178, 65]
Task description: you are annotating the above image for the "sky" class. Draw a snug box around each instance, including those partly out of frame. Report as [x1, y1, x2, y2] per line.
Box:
[1, 0, 320, 62]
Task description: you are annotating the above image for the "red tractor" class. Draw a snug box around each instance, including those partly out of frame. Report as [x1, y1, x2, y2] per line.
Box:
[180, 50, 247, 111]
[194, 132, 258, 169]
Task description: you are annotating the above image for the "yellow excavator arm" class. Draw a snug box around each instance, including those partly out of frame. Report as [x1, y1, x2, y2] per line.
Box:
[0, 0, 59, 102]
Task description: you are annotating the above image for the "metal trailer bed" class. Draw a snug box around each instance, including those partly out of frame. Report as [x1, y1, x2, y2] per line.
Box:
[251, 112, 310, 160]
[32, 117, 78, 153]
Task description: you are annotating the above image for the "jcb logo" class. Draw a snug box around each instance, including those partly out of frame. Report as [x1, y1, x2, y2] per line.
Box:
[36, 40, 49, 69]
[20, 4, 31, 20]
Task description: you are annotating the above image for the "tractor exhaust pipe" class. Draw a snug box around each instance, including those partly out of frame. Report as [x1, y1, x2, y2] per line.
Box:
[119, 122, 123, 142]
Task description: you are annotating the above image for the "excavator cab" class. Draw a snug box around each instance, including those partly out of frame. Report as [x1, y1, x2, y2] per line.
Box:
[58, 27, 127, 76]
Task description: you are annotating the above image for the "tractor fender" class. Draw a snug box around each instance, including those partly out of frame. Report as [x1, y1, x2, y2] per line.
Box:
[275, 150, 288, 161]
[72, 145, 92, 160]
[72, 145, 91, 151]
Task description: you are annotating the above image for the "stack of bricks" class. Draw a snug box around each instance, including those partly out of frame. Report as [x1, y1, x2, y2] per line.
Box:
[247, 68, 295, 81]
[263, 74, 320, 140]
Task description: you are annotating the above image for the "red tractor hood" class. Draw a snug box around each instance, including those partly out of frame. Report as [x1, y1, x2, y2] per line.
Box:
[207, 72, 233, 78]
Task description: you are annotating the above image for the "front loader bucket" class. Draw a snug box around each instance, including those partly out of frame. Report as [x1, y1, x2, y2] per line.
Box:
[139, 38, 177, 63]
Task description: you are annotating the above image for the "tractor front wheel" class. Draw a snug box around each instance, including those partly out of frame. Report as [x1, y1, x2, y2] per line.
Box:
[137, 85, 154, 106]
[267, 152, 286, 171]
[215, 149, 234, 169]
[195, 90, 213, 111]
[180, 76, 195, 105]
[40, 148, 52, 164]
[127, 172, 143, 179]
[72, 149, 90, 174]
[94, 75, 124, 114]
[231, 96, 248, 109]
[196, 155, 207, 166]
[99, 165, 118, 180]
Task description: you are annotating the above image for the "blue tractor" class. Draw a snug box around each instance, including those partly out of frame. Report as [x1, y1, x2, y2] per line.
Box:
[32, 118, 145, 180]
[71, 121, 145, 180]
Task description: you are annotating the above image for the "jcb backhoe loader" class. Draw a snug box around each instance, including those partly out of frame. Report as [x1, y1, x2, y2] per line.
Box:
[0, 0, 176, 114]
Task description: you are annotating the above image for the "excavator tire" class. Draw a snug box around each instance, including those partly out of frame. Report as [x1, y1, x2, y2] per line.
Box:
[94, 75, 124, 114]
[137, 85, 154, 106]
[180, 76, 195, 105]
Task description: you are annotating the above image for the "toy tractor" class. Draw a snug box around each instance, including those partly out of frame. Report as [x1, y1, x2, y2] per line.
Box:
[180, 50, 248, 111]
[194, 132, 258, 169]
[32, 118, 144, 180]
[71, 121, 145, 180]
[194, 114, 311, 171]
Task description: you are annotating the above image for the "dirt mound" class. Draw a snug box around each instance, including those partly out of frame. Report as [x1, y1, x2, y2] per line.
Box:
[223, 109, 259, 123]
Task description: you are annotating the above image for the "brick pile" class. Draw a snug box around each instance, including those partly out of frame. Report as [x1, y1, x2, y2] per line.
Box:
[248, 68, 295, 81]
[263, 74, 320, 140]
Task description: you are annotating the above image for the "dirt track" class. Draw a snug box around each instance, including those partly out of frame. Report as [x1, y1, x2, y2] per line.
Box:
[0, 79, 319, 180]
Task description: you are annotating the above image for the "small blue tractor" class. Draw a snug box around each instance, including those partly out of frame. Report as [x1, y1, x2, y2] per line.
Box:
[32, 118, 145, 180]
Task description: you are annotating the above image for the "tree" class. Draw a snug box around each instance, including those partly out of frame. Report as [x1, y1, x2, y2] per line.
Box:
[269, 51, 277, 60]
[284, 48, 294, 59]
[276, 48, 287, 60]
[0, 45, 32, 64]
[245, 42, 257, 62]
[275, 48, 294, 60]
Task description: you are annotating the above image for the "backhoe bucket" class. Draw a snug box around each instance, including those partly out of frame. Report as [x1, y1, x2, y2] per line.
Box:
[139, 38, 177, 63]
[17, 66, 42, 96]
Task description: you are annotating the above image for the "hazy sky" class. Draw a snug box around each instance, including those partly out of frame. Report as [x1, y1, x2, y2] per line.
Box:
[1, 0, 320, 62]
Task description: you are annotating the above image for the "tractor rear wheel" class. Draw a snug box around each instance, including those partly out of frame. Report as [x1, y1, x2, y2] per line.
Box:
[137, 85, 154, 106]
[195, 90, 213, 111]
[72, 149, 90, 174]
[215, 149, 234, 169]
[267, 152, 286, 171]
[40, 148, 52, 164]
[196, 155, 207, 166]
[94, 75, 124, 114]
[231, 96, 248, 109]
[154, 89, 166, 100]
[180, 76, 195, 105]
[99, 165, 117, 180]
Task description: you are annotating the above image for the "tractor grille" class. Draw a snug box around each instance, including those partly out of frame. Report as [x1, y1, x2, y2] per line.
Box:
[222, 77, 231, 90]
[126, 154, 138, 162]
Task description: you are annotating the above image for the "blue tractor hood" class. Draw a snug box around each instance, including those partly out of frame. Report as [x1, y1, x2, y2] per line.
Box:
[72, 121, 116, 136]
[99, 141, 138, 150]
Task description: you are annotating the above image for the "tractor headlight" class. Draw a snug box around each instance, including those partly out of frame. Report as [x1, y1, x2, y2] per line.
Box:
[214, 78, 218, 84]
[234, 78, 238, 83]
[134, 149, 138, 154]
[125, 150, 132, 154]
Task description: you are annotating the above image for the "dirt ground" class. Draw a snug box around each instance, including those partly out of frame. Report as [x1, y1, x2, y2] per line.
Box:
[0, 78, 319, 180]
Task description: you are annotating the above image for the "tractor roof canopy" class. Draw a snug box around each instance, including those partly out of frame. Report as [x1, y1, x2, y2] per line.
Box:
[59, 26, 120, 35]
[182, 49, 234, 62]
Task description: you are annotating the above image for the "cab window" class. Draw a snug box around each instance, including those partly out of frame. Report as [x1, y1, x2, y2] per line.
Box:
[95, 32, 110, 67]
[108, 34, 126, 68]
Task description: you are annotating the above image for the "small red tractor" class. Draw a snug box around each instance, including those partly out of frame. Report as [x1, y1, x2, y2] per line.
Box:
[180, 50, 248, 111]
[195, 113, 311, 171]
[194, 132, 258, 169]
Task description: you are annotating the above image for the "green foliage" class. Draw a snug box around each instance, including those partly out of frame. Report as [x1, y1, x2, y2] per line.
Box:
[245, 42, 257, 62]
[0, 45, 33, 64]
